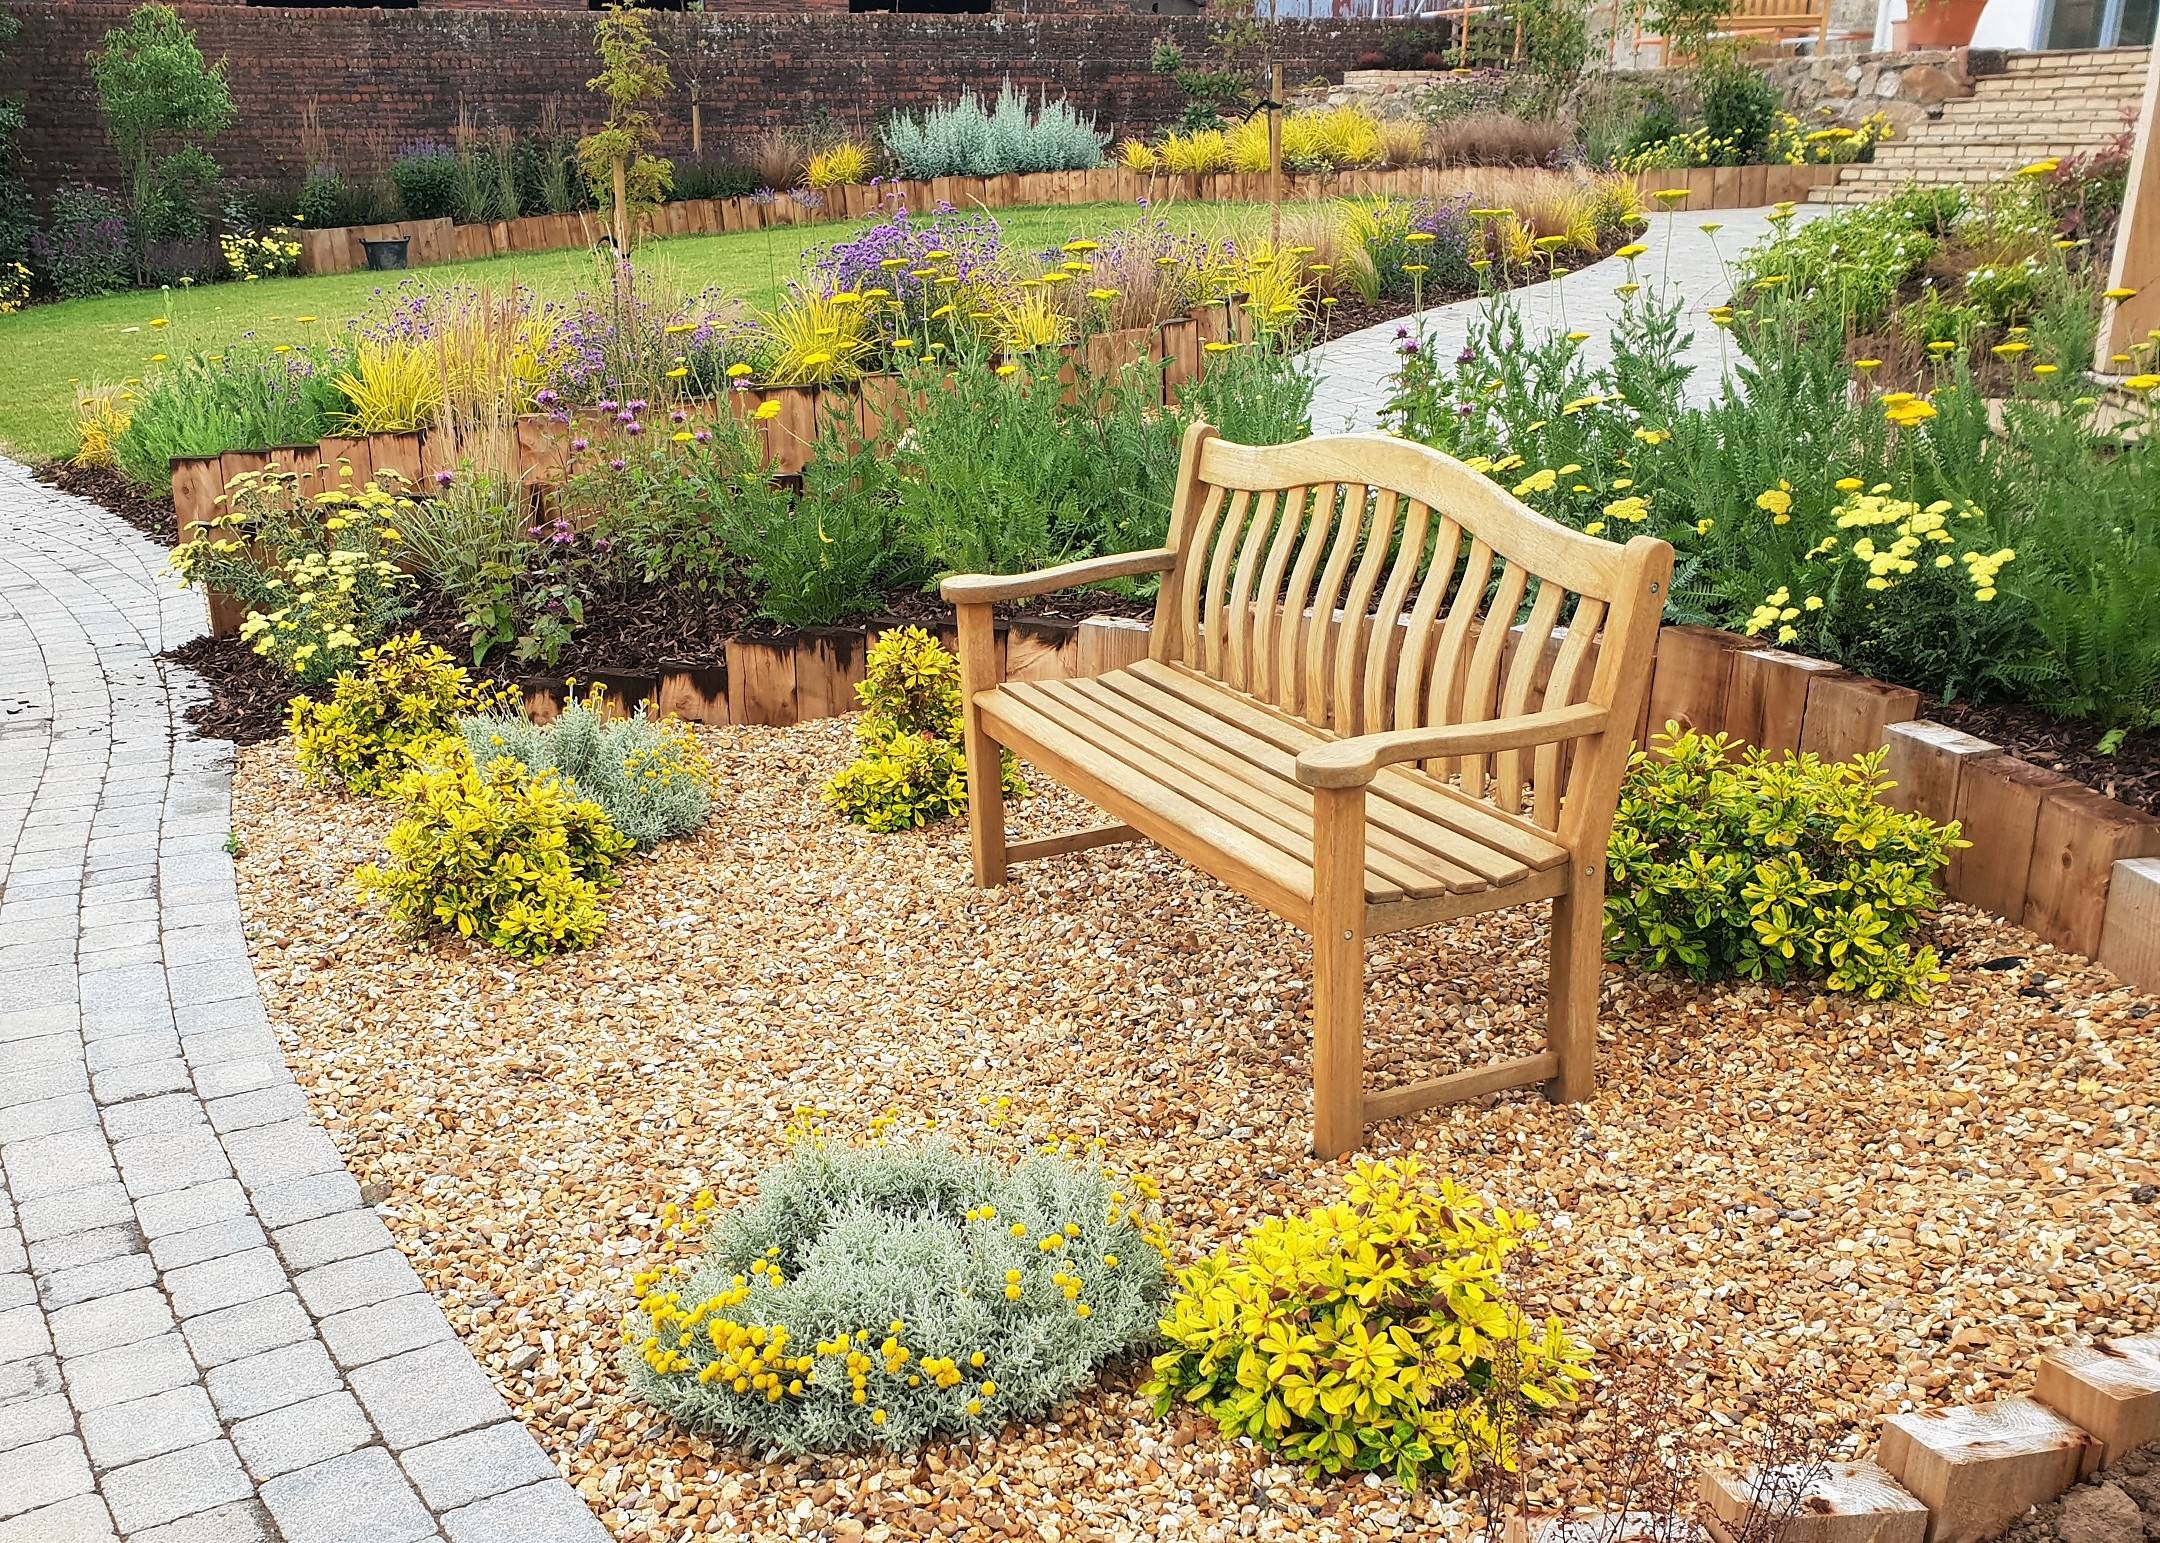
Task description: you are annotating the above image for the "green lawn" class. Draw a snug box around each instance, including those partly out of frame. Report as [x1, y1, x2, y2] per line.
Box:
[0, 200, 1265, 465]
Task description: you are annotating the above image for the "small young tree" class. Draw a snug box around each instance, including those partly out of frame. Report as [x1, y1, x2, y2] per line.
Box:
[89, 3, 234, 262]
[0, 12, 32, 269]
[576, 4, 672, 259]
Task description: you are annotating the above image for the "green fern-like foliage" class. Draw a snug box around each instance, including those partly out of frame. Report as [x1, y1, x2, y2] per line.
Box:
[623, 1139, 1169, 1453]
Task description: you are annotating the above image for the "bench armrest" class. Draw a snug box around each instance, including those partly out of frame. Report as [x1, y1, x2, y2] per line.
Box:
[941, 548, 1177, 606]
[1293, 703, 1611, 790]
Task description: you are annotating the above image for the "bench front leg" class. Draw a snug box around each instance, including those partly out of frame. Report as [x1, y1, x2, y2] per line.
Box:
[954, 601, 1007, 888]
[1310, 785, 1367, 1160]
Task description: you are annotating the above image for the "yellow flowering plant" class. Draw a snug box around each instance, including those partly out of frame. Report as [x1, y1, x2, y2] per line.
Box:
[624, 1135, 1169, 1453]
[1143, 1158, 1591, 1488]
[168, 468, 417, 685]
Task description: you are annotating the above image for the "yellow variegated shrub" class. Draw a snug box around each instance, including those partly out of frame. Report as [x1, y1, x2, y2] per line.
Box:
[1143, 1159, 1591, 1488]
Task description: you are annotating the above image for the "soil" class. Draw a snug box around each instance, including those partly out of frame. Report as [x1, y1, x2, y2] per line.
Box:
[35, 462, 178, 546]
[168, 574, 1155, 748]
[1999, 1444, 2159, 1543]
[1927, 696, 2160, 817]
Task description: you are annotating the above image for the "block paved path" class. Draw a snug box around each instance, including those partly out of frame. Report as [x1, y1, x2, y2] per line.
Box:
[1307, 205, 1821, 432]
[0, 460, 609, 1543]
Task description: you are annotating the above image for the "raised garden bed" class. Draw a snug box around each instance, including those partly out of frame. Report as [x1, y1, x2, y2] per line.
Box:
[292, 164, 1846, 276]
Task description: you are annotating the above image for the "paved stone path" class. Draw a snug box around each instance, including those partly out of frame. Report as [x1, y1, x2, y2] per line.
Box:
[0, 460, 608, 1543]
[1308, 205, 1820, 431]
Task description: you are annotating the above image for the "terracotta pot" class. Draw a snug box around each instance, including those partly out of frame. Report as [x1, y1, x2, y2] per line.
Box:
[1905, 0, 1984, 47]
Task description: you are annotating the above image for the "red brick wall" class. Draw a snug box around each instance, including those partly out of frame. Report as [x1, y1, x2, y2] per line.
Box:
[2, 4, 1380, 196]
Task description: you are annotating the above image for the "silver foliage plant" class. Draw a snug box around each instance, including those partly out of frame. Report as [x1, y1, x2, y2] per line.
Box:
[884, 82, 1109, 180]
[623, 1139, 1169, 1454]
[461, 693, 712, 850]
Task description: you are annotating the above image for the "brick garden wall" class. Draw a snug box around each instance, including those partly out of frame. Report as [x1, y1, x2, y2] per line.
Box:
[0, 3, 1380, 197]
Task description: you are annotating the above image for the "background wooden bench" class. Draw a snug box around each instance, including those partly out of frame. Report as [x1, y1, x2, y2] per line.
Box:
[944, 425, 1672, 1158]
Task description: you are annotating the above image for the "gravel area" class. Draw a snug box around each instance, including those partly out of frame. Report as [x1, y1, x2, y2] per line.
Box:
[229, 715, 2160, 1542]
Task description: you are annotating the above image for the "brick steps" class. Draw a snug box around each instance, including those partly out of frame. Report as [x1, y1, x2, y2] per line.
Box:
[1811, 46, 2146, 205]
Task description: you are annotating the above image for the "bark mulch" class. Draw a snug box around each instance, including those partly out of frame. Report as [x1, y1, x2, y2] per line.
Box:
[1927, 697, 2160, 817]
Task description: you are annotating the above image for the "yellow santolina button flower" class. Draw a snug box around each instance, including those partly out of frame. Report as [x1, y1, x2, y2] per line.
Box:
[753, 401, 782, 421]
[1991, 341, 2030, 357]
[2124, 373, 2160, 390]
[1652, 188, 1690, 204]
[726, 363, 752, 378]
[1853, 358, 1882, 371]
[2105, 287, 2139, 302]
[666, 366, 688, 379]
[1615, 243, 1648, 260]
[2032, 363, 2059, 376]
[1836, 476, 1863, 491]
[1926, 341, 1955, 355]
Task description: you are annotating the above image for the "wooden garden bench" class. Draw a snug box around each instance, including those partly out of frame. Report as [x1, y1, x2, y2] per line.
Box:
[942, 426, 1672, 1158]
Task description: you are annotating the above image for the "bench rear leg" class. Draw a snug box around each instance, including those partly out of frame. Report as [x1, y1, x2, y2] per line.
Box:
[1311, 787, 1367, 1159]
[1546, 880, 1602, 1102]
[955, 603, 1007, 888]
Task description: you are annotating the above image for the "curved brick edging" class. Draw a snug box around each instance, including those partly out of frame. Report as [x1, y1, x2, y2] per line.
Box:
[0, 459, 608, 1543]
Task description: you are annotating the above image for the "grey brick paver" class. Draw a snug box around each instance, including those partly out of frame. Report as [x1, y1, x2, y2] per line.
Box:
[231, 1391, 372, 1480]
[273, 1210, 392, 1273]
[205, 1340, 342, 1421]
[166, 1246, 287, 1319]
[260, 1447, 436, 1543]
[79, 1384, 220, 1470]
[293, 1249, 423, 1321]
[348, 1342, 509, 1449]
[0, 1434, 93, 1522]
[0, 1495, 116, 1543]
[439, 1480, 608, 1543]
[102, 1440, 254, 1532]
[47, 1287, 171, 1358]
[398, 1423, 561, 1513]
[61, 1333, 198, 1412]
[0, 461, 596, 1539]
[317, 1293, 455, 1370]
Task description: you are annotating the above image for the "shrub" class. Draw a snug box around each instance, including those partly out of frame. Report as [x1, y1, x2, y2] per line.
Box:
[169, 468, 415, 684]
[294, 165, 344, 228]
[220, 223, 301, 282]
[392, 468, 525, 663]
[1605, 730, 1961, 1002]
[1698, 60, 1781, 165]
[113, 344, 345, 494]
[883, 82, 1107, 179]
[32, 183, 132, 299]
[390, 142, 461, 221]
[1143, 1158, 1593, 1487]
[823, 628, 1024, 833]
[288, 633, 477, 796]
[90, 2, 234, 275]
[357, 754, 633, 958]
[624, 1137, 1170, 1453]
[461, 690, 713, 850]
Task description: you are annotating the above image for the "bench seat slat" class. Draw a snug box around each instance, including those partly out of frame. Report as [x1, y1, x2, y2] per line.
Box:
[1070, 673, 1504, 891]
[992, 682, 1411, 906]
[976, 685, 1320, 922]
[1122, 659, 1570, 877]
[1013, 678, 1479, 899]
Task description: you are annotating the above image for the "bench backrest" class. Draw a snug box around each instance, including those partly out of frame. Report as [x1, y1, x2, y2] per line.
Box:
[1149, 425, 1672, 838]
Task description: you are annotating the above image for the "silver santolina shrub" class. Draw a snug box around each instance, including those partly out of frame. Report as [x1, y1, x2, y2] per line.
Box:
[624, 1139, 1169, 1453]
[461, 690, 713, 851]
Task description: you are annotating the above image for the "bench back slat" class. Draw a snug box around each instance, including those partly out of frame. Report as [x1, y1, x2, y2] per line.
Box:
[1152, 426, 1670, 836]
